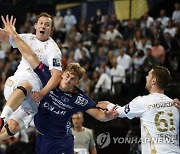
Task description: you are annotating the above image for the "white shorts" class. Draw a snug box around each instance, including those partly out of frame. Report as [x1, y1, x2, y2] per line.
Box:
[4, 71, 42, 128]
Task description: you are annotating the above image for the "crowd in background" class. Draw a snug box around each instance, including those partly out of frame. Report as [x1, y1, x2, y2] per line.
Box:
[0, 2, 180, 154]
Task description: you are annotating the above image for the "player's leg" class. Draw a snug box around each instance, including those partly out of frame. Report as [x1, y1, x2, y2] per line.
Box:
[0, 105, 35, 140]
[0, 79, 32, 130]
[0, 119, 21, 140]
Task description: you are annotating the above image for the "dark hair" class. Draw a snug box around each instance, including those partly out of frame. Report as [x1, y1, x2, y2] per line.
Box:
[152, 65, 172, 89]
[34, 12, 54, 28]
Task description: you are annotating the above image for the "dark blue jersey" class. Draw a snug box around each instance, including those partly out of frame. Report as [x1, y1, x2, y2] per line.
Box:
[34, 63, 96, 138]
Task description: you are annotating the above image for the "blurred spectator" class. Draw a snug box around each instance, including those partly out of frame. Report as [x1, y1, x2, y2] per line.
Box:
[90, 70, 99, 98]
[54, 10, 64, 31]
[143, 47, 158, 74]
[151, 38, 165, 65]
[172, 2, 180, 24]
[161, 31, 180, 53]
[123, 20, 135, 40]
[79, 72, 91, 96]
[68, 25, 82, 43]
[72, 112, 97, 154]
[94, 67, 111, 101]
[79, 49, 91, 72]
[126, 39, 137, 57]
[142, 12, 154, 28]
[106, 24, 123, 42]
[109, 14, 122, 33]
[64, 8, 77, 35]
[156, 9, 170, 27]
[98, 60, 111, 76]
[110, 57, 126, 84]
[132, 50, 146, 83]
[74, 42, 91, 62]
[163, 19, 177, 37]
[116, 47, 132, 72]
[133, 29, 142, 49]
[150, 28, 161, 42]
[92, 47, 106, 69]
[53, 10, 65, 42]
[94, 8, 104, 25]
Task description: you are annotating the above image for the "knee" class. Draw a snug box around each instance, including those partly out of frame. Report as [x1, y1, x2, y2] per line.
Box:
[20, 82, 33, 93]
[7, 119, 21, 134]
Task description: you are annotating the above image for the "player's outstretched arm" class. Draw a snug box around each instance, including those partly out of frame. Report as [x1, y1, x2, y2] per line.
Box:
[86, 105, 119, 122]
[1, 15, 40, 69]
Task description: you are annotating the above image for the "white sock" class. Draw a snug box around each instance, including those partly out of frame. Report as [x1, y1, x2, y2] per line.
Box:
[1, 106, 13, 123]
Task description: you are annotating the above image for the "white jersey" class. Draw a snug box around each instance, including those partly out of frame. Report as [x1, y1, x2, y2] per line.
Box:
[117, 93, 180, 154]
[3, 34, 62, 129]
[10, 33, 62, 77]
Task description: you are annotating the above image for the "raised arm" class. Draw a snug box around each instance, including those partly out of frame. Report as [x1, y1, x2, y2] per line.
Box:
[0, 28, 9, 42]
[1, 15, 40, 69]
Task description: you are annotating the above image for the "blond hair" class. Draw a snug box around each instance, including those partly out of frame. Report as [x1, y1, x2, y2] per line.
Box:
[65, 63, 85, 80]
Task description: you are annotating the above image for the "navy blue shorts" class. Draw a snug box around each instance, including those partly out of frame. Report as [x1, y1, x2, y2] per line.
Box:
[36, 133, 74, 154]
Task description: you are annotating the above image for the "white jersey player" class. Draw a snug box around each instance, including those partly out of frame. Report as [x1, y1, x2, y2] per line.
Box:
[0, 13, 62, 140]
[98, 66, 180, 154]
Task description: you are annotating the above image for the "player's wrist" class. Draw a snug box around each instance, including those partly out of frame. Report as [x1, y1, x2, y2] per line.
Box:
[107, 103, 115, 111]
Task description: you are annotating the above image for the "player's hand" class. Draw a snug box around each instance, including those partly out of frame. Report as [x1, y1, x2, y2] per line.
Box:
[96, 101, 110, 110]
[32, 91, 45, 102]
[104, 105, 119, 120]
[1, 15, 16, 36]
[173, 98, 180, 111]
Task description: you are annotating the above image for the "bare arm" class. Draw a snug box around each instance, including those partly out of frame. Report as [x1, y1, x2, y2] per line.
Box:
[32, 69, 61, 101]
[86, 106, 118, 122]
[0, 28, 9, 42]
[1, 15, 40, 68]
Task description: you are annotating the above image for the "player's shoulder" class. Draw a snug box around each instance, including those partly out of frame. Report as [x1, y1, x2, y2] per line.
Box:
[47, 38, 61, 52]
[19, 33, 35, 38]
[19, 33, 36, 41]
[149, 93, 173, 101]
[132, 95, 147, 102]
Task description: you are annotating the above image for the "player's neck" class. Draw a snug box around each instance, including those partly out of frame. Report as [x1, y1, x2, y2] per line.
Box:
[149, 87, 164, 94]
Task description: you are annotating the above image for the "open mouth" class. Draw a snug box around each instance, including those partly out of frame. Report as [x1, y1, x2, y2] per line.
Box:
[40, 30, 45, 35]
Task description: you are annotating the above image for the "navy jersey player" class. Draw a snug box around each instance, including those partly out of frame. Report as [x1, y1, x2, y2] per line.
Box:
[3, 16, 118, 154]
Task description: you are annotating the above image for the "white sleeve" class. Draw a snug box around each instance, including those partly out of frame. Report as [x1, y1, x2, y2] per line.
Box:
[107, 96, 146, 119]
[46, 43, 62, 71]
[117, 96, 146, 119]
[9, 35, 16, 48]
[9, 34, 28, 48]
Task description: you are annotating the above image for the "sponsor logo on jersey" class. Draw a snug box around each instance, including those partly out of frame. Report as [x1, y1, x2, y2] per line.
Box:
[74, 96, 88, 106]
[61, 96, 69, 102]
[124, 104, 130, 114]
[53, 58, 61, 67]
[64, 93, 72, 97]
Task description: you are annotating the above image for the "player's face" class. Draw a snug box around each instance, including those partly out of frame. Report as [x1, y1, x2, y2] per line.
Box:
[34, 16, 53, 41]
[145, 69, 153, 91]
[61, 71, 79, 91]
[72, 114, 83, 128]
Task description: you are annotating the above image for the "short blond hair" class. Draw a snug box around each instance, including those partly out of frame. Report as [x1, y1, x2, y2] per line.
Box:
[65, 63, 85, 80]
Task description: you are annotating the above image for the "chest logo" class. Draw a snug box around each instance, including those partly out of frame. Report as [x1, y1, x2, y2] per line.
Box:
[74, 96, 88, 106]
